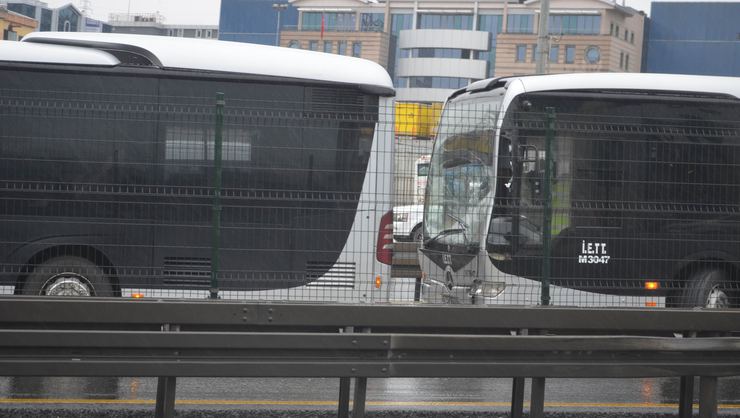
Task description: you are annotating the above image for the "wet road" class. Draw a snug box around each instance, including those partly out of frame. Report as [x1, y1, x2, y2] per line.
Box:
[1, 376, 740, 415]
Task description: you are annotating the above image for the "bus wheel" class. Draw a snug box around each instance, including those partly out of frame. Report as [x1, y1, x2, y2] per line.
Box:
[411, 225, 424, 242]
[23, 256, 113, 297]
[681, 268, 733, 308]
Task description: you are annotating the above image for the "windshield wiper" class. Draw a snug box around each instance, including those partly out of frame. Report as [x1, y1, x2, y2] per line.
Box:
[425, 213, 470, 247]
[425, 228, 467, 247]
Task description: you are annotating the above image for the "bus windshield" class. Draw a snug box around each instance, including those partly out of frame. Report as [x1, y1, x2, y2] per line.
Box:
[423, 96, 503, 249]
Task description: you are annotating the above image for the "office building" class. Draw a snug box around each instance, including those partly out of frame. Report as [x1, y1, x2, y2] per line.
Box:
[646, 2, 740, 76]
[1, 4, 37, 39]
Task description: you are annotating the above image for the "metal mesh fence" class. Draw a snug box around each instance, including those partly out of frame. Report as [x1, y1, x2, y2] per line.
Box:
[1, 84, 739, 308]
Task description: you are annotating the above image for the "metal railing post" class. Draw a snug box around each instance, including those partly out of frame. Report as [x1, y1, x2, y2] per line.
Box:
[679, 331, 697, 418]
[337, 326, 354, 418]
[210, 92, 225, 300]
[352, 327, 371, 418]
[510, 328, 528, 418]
[540, 107, 556, 306]
[154, 324, 180, 418]
[699, 376, 718, 418]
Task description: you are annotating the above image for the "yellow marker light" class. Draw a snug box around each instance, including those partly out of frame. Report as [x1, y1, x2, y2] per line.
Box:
[375, 275, 382, 289]
[131, 293, 145, 299]
[644, 281, 659, 290]
[645, 301, 657, 307]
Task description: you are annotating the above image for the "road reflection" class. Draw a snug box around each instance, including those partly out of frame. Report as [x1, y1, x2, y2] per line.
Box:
[0, 376, 739, 405]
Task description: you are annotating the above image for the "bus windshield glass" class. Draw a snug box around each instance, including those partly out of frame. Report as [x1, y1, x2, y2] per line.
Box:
[423, 96, 503, 249]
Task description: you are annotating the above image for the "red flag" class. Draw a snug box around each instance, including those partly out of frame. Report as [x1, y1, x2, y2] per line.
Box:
[320, 13, 325, 40]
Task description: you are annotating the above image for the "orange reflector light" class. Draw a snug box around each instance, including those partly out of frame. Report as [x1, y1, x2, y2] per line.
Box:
[131, 293, 145, 299]
[644, 281, 659, 290]
[375, 276, 382, 289]
[645, 301, 657, 307]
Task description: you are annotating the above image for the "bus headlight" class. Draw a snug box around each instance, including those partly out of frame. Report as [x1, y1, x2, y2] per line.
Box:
[469, 281, 506, 299]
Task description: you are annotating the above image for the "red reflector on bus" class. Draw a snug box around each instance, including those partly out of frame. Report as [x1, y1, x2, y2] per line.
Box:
[645, 301, 657, 307]
[376, 210, 393, 265]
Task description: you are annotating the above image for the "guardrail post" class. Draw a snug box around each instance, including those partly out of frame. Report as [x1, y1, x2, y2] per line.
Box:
[154, 324, 180, 418]
[530, 377, 546, 418]
[698, 376, 718, 418]
[337, 378, 351, 418]
[510, 329, 528, 418]
[351, 327, 371, 418]
[337, 326, 354, 418]
[678, 331, 697, 418]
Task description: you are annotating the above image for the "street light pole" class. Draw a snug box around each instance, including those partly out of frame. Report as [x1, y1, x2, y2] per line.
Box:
[272, 3, 288, 47]
[535, 0, 551, 74]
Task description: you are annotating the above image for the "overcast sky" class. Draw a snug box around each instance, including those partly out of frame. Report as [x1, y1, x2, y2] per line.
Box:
[43, 0, 731, 26]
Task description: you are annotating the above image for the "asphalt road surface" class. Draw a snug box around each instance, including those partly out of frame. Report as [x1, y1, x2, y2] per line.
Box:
[1, 376, 739, 417]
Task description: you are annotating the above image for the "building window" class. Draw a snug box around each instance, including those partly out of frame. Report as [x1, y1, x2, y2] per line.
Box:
[352, 42, 362, 57]
[619, 51, 624, 69]
[549, 45, 559, 63]
[338, 40, 347, 55]
[196, 29, 202, 38]
[206, 29, 212, 38]
[63, 20, 71, 31]
[417, 14, 473, 30]
[404, 48, 471, 59]
[287, 40, 300, 48]
[302, 12, 356, 31]
[630, 32, 635, 44]
[565, 45, 575, 64]
[548, 15, 601, 35]
[516, 45, 527, 62]
[478, 14, 503, 32]
[309, 40, 318, 51]
[360, 13, 384, 32]
[531, 44, 538, 62]
[323, 41, 332, 53]
[610, 23, 613, 36]
[408, 76, 469, 89]
[507, 14, 534, 33]
[585, 46, 600, 64]
[614, 24, 620, 38]
[624, 30, 628, 41]
[625, 54, 630, 71]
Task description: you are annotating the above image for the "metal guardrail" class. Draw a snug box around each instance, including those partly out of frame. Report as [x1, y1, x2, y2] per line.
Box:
[2, 297, 740, 418]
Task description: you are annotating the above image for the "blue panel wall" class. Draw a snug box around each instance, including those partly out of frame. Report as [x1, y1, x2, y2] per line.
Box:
[646, 3, 740, 76]
[218, 0, 298, 46]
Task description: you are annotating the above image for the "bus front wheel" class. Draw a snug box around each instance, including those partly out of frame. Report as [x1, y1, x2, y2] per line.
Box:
[23, 256, 113, 297]
[680, 268, 733, 308]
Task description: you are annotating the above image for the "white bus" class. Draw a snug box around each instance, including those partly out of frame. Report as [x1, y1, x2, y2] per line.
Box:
[419, 73, 740, 308]
[0, 32, 396, 302]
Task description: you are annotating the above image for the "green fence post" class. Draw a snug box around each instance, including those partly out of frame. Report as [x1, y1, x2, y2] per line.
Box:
[541, 107, 556, 306]
[210, 92, 225, 300]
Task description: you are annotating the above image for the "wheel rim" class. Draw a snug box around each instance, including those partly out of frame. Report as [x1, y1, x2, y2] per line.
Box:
[706, 285, 729, 309]
[43, 273, 93, 297]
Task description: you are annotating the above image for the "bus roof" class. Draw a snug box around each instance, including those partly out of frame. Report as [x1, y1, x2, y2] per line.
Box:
[458, 73, 740, 101]
[11, 32, 394, 96]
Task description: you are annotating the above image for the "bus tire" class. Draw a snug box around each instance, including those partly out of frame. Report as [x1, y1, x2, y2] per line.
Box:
[680, 268, 733, 308]
[411, 224, 424, 242]
[23, 256, 113, 297]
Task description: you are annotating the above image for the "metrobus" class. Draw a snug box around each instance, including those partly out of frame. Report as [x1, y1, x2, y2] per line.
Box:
[419, 73, 740, 308]
[0, 32, 396, 302]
